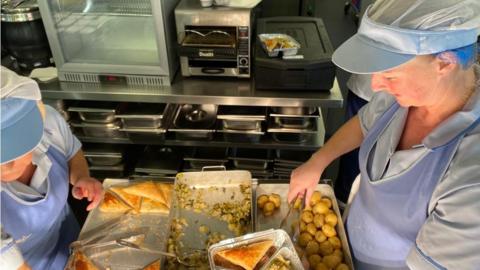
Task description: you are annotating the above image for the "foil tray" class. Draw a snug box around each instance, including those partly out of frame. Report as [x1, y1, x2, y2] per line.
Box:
[66, 179, 172, 270]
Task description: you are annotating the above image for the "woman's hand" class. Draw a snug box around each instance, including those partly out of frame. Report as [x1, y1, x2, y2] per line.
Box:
[72, 177, 103, 211]
[287, 157, 324, 206]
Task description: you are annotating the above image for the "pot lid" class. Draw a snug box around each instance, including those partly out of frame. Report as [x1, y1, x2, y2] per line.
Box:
[1, 0, 40, 22]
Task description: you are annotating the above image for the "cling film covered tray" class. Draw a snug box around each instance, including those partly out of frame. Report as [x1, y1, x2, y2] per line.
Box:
[165, 169, 254, 269]
[66, 178, 173, 270]
[255, 183, 354, 270]
[208, 229, 303, 270]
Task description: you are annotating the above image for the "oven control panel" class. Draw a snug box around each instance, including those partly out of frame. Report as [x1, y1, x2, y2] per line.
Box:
[238, 26, 250, 76]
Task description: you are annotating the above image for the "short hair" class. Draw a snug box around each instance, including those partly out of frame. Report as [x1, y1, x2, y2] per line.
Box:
[437, 43, 477, 69]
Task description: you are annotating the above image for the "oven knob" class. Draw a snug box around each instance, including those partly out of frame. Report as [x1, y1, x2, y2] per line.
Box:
[239, 57, 249, 66]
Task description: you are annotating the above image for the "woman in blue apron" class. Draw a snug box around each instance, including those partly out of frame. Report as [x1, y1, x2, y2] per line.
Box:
[1, 67, 103, 270]
[288, 0, 480, 269]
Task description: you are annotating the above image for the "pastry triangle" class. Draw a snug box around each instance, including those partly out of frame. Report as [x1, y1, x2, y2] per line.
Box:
[99, 192, 131, 213]
[155, 183, 173, 207]
[122, 181, 166, 204]
[216, 240, 274, 270]
[110, 186, 142, 212]
[140, 197, 169, 214]
[73, 251, 98, 270]
[143, 260, 160, 270]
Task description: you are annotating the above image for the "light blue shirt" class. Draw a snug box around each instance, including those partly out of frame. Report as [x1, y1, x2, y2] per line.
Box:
[2, 105, 81, 200]
[358, 65, 480, 269]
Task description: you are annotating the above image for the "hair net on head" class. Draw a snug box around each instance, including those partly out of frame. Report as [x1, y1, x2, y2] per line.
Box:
[369, 0, 480, 31]
[1, 66, 41, 100]
[332, 0, 480, 74]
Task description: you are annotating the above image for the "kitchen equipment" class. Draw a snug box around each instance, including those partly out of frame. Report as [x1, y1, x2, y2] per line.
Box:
[278, 189, 305, 238]
[175, 0, 253, 77]
[255, 17, 335, 91]
[170, 104, 217, 140]
[70, 121, 126, 139]
[255, 184, 355, 269]
[170, 169, 253, 268]
[83, 144, 123, 166]
[217, 105, 266, 130]
[38, 0, 179, 86]
[115, 103, 174, 129]
[68, 101, 124, 123]
[271, 106, 316, 115]
[89, 164, 125, 179]
[229, 148, 272, 170]
[183, 147, 229, 169]
[1, 0, 52, 70]
[69, 179, 173, 269]
[270, 108, 321, 129]
[134, 147, 182, 176]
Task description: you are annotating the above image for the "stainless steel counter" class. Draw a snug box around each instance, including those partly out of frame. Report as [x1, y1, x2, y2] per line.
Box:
[39, 74, 343, 107]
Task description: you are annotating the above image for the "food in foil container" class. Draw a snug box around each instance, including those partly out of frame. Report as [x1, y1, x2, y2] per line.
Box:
[296, 190, 350, 270]
[257, 193, 282, 216]
[266, 246, 304, 270]
[209, 229, 302, 270]
[258, 34, 301, 57]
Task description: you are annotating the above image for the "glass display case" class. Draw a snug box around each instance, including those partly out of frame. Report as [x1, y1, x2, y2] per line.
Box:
[38, 0, 179, 86]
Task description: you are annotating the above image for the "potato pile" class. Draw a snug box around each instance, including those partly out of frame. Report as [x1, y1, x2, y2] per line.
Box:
[257, 193, 281, 216]
[295, 191, 350, 270]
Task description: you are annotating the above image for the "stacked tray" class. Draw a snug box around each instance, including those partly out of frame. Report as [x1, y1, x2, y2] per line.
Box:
[268, 107, 322, 144]
[229, 148, 274, 179]
[133, 146, 182, 177]
[274, 149, 313, 179]
[69, 101, 127, 139]
[83, 143, 125, 179]
[117, 103, 175, 141]
[182, 147, 229, 171]
[169, 104, 217, 140]
[217, 106, 267, 143]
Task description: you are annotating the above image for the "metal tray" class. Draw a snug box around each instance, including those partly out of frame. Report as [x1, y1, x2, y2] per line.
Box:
[169, 170, 254, 268]
[70, 121, 126, 138]
[255, 184, 354, 270]
[218, 106, 266, 131]
[134, 147, 182, 176]
[270, 110, 321, 129]
[183, 147, 229, 169]
[271, 106, 317, 116]
[173, 104, 217, 129]
[67, 179, 173, 270]
[68, 102, 124, 123]
[218, 125, 265, 143]
[83, 144, 124, 166]
[169, 128, 215, 140]
[116, 103, 173, 129]
[275, 149, 313, 165]
[229, 148, 272, 170]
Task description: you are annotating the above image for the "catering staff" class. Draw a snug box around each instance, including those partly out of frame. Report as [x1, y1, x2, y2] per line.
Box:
[335, 74, 372, 204]
[288, 0, 480, 269]
[0, 67, 103, 270]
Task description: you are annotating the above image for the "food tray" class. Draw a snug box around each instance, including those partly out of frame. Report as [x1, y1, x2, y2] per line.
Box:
[255, 184, 354, 269]
[115, 103, 174, 129]
[66, 179, 173, 270]
[258, 34, 301, 57]
[68, 102, 124, 123]
[169, 170, 254, 267]
[208, 229, 301, 270]
[266, 246, 304, 270]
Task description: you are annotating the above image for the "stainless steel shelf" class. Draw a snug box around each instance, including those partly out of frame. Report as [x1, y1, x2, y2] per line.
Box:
[76, 135, 324, 150]
[39, 74, 343, 108]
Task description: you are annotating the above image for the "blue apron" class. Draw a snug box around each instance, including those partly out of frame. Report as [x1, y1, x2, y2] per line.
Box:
[1, 143, 80, 270]
[347, 102, 480, 269]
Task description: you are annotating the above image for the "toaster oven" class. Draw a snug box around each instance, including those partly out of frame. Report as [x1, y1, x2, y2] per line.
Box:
[175, 0, 253, 78]
[38, 0, 179, 86]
